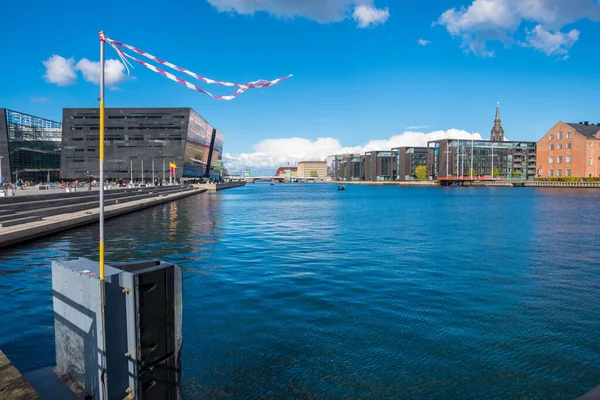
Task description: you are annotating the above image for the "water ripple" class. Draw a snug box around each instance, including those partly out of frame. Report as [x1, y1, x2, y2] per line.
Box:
[0, 184, 599, 399]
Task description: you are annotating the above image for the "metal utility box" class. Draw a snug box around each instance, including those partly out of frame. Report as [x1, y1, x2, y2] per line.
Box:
[52, 258, 182, 400]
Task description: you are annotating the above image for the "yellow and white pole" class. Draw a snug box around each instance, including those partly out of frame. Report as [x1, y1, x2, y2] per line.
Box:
[99, 31, 106, 281]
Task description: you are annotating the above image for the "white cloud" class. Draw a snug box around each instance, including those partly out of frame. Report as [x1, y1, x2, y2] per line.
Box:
[206, 0, 390, 27]
[352, 5, 390, 28]
[523, 25, 579, 56]
[30, 97, 49, 103]
[42, 55, 77, 86]
[224, 129, 483, 172]
[405, 125, 432, 130]
[75, 59, 129, 87]
[416, 39, 431, 46]
[437, 0, 600, 57]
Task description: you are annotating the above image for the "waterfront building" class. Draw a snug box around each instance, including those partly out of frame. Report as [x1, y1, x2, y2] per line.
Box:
[365, 151, 393, 181]
[0, 108, 62, 183]
[61, 108, 224, 181]
[297, 161, 327, 178]
[490, 102, 505, 141]
[275, 166, 297, 178]
[392, 147, 431, 180]
[427, 139, 537, 180]
[332, 154, 359, 181]
[536, 121, 600, 178]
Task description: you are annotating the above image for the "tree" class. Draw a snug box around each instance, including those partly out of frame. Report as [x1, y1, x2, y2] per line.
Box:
[310, 170, 318, 178]
[492, 167, 500, 177]
[468, 168, 477, 177]
[415, 165, 427, 180]
[512, 170, 521, 178]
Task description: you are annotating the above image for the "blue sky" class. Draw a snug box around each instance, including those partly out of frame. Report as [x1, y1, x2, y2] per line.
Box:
[2, 0, 600, 171]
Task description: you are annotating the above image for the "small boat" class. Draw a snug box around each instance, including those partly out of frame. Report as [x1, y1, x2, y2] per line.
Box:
[338, 185, 345, 191]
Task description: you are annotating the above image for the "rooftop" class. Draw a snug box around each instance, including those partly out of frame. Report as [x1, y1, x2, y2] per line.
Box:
[566, 122, 600, 139]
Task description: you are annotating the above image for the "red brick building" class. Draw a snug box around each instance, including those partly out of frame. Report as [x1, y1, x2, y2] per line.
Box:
[536, 122, 600, 178]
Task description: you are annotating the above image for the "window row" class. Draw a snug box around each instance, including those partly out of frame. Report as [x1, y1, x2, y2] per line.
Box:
[71, 126, 182, 131]
[549, 143, 572, 150]
[548, 156, 572, 164]
[548, 131, 573, 140]
[548, 169, 571, 177]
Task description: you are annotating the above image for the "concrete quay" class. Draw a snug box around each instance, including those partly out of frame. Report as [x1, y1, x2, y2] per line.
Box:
[0, 349, 41, 399]
[0, 186, 204, 248]
[192, 181, 246, 191]
[333, 180, 439, 187]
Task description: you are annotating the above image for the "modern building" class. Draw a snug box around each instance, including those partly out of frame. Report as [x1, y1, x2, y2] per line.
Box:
[427, 139, 537, 180]
[61, 108, 224, 182]
[536, 121, 600, 178]
[332, 151, 394, 181]
[296, 161, 327, 178]
[392, 147, 430, 181]
[0, 108, 62, 183]
[365, 151, 393, 181]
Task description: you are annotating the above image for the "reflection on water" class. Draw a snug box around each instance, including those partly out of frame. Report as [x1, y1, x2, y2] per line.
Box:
[1, 185, 600, 399]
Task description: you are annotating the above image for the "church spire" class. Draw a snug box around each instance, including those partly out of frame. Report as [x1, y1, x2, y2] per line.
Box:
[491, 102, 504, 141]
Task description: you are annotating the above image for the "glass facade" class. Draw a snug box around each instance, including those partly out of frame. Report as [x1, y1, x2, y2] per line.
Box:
[183, 109, 224, 179]
[393, 147, 430, 180]
[428, 139, 537, 180]
[1, 109, 62, 183]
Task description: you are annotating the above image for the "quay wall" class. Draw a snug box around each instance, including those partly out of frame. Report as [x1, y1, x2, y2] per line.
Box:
[0, 187, 204, 248]
[0, 349, 40, 399]
[192, 181, 246, 191]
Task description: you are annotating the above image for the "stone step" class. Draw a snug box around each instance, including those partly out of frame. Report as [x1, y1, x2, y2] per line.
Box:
[0, 216, 42, 227]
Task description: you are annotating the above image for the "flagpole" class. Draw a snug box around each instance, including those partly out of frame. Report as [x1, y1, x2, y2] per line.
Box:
[98, 31, 106, 281]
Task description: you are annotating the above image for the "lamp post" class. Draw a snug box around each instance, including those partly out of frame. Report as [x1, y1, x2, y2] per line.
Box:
[0, 156, 3, 183]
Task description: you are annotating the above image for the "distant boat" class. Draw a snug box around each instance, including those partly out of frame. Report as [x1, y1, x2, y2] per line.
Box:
[338, 185, 345, 191]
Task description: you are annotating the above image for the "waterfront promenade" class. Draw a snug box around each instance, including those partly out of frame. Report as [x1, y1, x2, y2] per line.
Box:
[0, 185, 204, 248]
[333, 179, 600, 188]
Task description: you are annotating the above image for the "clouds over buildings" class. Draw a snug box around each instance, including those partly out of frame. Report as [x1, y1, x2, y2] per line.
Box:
[43, 55, 78, 86]
[206, 0, 390, 28]
[224, 129, 482, 172]
[437, 0, 600, 57]
[42, 55, 129, 88]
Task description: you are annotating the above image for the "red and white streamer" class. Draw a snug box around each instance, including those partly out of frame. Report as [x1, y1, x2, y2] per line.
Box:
[102, 34, 292, 100]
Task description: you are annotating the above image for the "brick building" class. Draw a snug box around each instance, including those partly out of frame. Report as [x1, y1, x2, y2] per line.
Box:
[536, 121, 600, 178]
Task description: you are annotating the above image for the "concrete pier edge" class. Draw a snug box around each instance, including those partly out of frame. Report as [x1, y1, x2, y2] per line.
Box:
[0, 349, 41, 399]
[0, 187, 205, 248]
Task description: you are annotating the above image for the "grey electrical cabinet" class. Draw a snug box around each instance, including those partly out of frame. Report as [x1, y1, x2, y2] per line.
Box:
[52, 258, 182, 400]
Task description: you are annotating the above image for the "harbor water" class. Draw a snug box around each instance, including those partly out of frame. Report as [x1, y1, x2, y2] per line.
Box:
[0, 184, 599, 399]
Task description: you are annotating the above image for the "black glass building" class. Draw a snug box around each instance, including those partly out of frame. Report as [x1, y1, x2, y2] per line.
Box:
[61, 108, 224, 182]
[0, 108, 62, 183]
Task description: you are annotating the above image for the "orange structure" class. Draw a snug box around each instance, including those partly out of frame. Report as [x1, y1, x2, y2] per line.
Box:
[536, 122, 600, 178]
